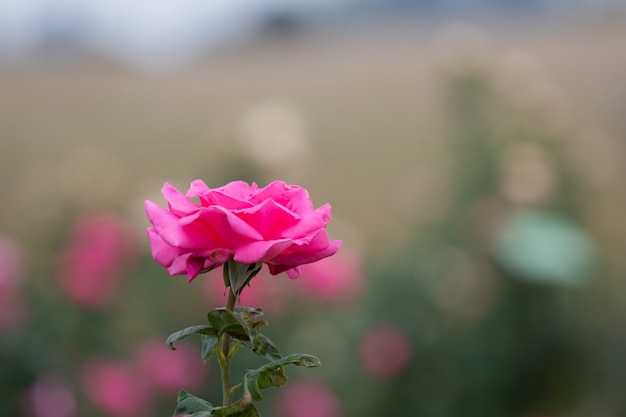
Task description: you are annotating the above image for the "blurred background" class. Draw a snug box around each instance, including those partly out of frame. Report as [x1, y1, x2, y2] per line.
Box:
[1, 1, 626, 416]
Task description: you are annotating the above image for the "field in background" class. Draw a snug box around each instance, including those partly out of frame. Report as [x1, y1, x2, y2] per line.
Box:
[1, 17, 625, 252]
[2, 15, 626, 417]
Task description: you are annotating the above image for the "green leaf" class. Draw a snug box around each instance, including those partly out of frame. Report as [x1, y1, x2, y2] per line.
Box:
[256, 334, 282, 360]
[200, 334, 218, 362]
[167, 325, 216, 350]
[173, 390, 214, 417]
[207, 309, 249, 341]
[212, 397, 260, 417]
[240, 334, 282, 361]
[234, 307, 264, 319]
[230, 308, 280, 360]
[245, 353, 321, 401]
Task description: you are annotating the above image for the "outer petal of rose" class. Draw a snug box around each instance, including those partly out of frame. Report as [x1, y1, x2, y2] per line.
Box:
[221, 180, 257, 195]
[206, 181, 256, 201]
[249, 180, 288, 204]
[234, 239, 295, 264]
[185, 256, 205, 282]
[281, 211, 330, 243]
[282, 187, 315, 214]
[285, 267, 301, 279]
[161, 183, 199, 217]
[191, 181, 257, 210]
[146, 228, 187, 268]
[185, 179, 211, 198]
[145, 200, 219, 249]
[180, 206, 263, 244]
[187, 180, 255, 209]
[267, 264, 302, 278]
[271, 238, 342, 269]
[277, 229, 339, 257]
[312, 203, 332, 223]
[252, 181, 314, 214]
[165, 253, 192, 276]
[201, 191, 255, 210]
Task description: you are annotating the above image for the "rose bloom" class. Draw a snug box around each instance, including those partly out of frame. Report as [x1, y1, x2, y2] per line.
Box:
[57, 213, 135, 310]
[275, 379, 343, 417]
[21, 374, 77, 417]
[358, 324, 412, 380]
[82, 359, 152, 417]
[145, 180, 341, 281]
[136, 340, 208, 394]
[295, 247, 364, 303]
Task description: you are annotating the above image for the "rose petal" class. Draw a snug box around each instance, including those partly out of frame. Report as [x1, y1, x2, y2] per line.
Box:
[161, 183, 199, 217]
[145, 201, 213, 248]
[236, 198, 300, 238]
[146, 228, 185, 268]
[180, 206, 263, 244]
[269, 237, 342, 271]
[234, 239, 294, 264]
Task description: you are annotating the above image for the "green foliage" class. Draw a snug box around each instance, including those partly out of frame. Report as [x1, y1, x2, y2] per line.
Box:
[167, 325, 216, 350]
[201, 334, 219, 362]
[244, 354, 321, 401]
[174, 390, 214, 417]
[208, 309, 250, 340]
[212, 399, 260, 417]
[168, 306, 320, 416]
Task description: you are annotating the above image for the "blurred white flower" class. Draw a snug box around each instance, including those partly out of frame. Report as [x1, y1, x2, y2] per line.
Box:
[237, 99, 311, 169]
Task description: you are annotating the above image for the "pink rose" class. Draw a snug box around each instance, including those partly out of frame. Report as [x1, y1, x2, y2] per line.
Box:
[0, 236, 25, 285]
[295, 247, 364, 303]
[21, 374, 77, 417]
[57, 212, 135, 310]
[145, 180, 341, 281]
[275, 379, 343, 417]
[136, 340, 208, 394]
[82, 359, 152, 417]
[358, 324, 412, 380]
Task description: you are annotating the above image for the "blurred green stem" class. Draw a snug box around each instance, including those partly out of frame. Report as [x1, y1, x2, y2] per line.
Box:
[218, 281, 237, 406]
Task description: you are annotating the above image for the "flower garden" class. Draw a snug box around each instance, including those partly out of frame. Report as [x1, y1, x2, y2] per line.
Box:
[1, 18, 626, 417]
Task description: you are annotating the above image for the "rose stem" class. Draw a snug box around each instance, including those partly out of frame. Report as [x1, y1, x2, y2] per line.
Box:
[219, 275, 237, 406]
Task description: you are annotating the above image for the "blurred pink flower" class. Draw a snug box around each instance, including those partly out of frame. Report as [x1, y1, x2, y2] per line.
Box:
[0, 236, 25, 285]
[145, 180, 341, 281]
[358, 324, 412, 380]
[295, 247, 364, 303]
[22, 374, 77, 417]
[57, 212, 135, 310]
[82, 359, 152, 417]
[0, 236, 28, 332]
[275, 379, 343, 417]
[136, 339, 208, 394]
[204, 267, 289, 314]
[0, 284, 28, 333]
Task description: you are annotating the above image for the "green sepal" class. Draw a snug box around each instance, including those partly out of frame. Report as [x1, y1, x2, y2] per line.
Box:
[244, 353, 321, 401]
[173, 390, 214, 417]
[167, 325, 216, 350]
[201, 334, 219, 362]
[226, 260, 262, 296]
